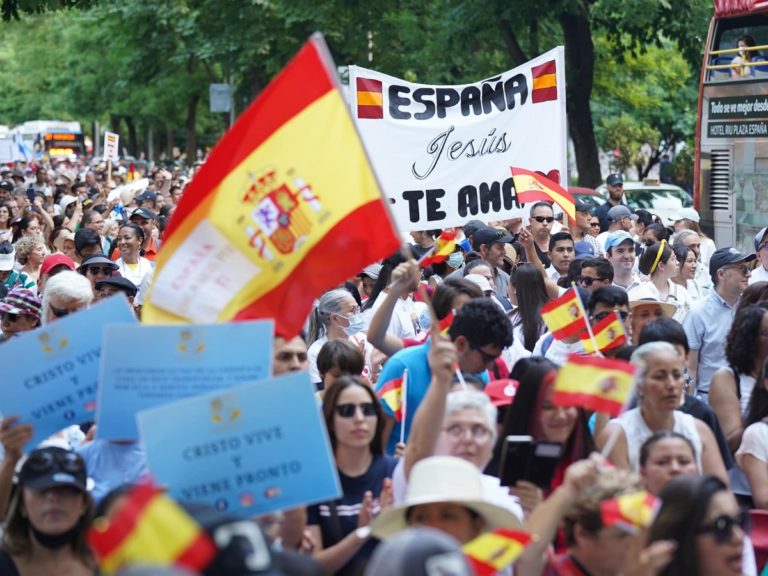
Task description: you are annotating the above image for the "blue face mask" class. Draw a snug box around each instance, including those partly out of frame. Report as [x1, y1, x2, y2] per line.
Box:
[340, 312, 365, 336]
[447, 252, 464, 269]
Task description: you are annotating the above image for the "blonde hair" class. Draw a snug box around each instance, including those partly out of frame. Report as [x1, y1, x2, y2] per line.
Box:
[13, 236, 46, 264]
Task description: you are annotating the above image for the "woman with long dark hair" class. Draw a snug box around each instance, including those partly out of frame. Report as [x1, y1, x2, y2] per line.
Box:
[736, 359, 768, 508]
[633, 240, 692, 322]
[306, 376, 396, 575]
[508, 263, 550, 352]
[710, 303, 768, 452]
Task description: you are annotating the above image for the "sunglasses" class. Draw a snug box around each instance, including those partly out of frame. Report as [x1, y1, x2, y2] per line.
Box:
[335, 402, 377, 418]
[589, 222, 601, 228]
[724, 265, 750, 276]
[697, 512, 750, 544]
[533, 216, 555, 224]
[592, 310, 629, 322]
[49, 304, 73, 318]
[472, 346, 501, 364]
[86, 265, 114, 276]
[2, 312, 21, 323]
[25, 450, 85, 476]
[578, 276, 607, 287]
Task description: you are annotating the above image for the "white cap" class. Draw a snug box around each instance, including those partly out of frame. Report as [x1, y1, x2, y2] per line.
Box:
[674, 207, 700, 223]
[464, 273, 494, 293]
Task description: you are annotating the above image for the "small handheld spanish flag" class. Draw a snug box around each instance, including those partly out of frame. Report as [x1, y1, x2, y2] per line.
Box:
[510, 166, 576, 219]
[540, 288, 587, 340]
[377, 374, 405, 421]
[600, 490, 659, 534]
[438, 310, 455, 335]
[581, 311, 627, 354]
[462, 529, 533, 576]
[420, 230, 457, 268]
[553, 353, 636, 416]
[87, 483, 217, 575]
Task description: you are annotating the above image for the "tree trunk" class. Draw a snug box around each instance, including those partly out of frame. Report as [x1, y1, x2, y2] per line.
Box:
[560, 10, 602, 187]
[498, 20, 527, 65]
[529, 19, 539, 57]
[185, 94, 199, 166]
[166, 126, 174, 160]
[109, 114, 121, 136]
[125, 115, 138, 158]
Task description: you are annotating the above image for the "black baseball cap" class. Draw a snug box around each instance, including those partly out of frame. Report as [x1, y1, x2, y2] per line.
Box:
[78, 254, 119, 273]
[709, 247, 756, 277]
[130, 207, 157, 221]
[96, 276, 138, 297]
[575, 200, 593, 213]
[462, 219, 486, 238]
[17, 447, 87, 493]
[472, 227, 514, 250]
[606, 173, 624, 186]
[0, 180, 13, 192]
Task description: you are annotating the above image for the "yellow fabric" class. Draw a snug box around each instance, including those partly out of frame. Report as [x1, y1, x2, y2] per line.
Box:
[532, 74, 557, 90]
[357, 91, 383, 106]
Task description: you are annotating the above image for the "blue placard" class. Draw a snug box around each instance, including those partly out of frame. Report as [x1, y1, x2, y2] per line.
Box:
[96, 320, 274, 441]
[0, 296, 137, 450]
[136, 371, 341, 517]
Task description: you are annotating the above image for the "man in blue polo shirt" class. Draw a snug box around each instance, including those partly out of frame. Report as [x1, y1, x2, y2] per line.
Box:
[375, 298, 513, 454]
[684, 246, 755, 401]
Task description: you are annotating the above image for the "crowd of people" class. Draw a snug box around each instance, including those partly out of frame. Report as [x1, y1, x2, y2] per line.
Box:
[1, 161, 767, 575]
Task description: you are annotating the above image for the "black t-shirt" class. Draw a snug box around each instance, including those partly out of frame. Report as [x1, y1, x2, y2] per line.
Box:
[307, 454, 397, 576]
[535, 243, 552, 268]
[0, 550, 20, 576]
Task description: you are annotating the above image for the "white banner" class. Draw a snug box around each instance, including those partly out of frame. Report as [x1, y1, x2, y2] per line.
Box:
[349, 47, 567, 231]
[103, 131, 119, 162]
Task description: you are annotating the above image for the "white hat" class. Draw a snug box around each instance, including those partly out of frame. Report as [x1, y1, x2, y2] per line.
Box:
[627, 290, 677, 318]
[360, 263, 383, 280]
[673, 207, 700, 224]
[58, 195, 77, 211]
[371, 456, 523, 539]
[464, 273, 494, 294]
[0, 250, 14, 272]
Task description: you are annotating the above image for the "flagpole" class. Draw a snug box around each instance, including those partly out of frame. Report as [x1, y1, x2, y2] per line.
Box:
[570, 282, 600, 355]
[400, 368, 408, 445]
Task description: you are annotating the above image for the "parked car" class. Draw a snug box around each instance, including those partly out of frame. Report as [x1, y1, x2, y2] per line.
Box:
[596, 179, 692, 222]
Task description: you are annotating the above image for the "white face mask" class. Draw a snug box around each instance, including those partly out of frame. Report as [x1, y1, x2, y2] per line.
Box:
[339, 312, 365, 336]
[447, 252, 464, 269]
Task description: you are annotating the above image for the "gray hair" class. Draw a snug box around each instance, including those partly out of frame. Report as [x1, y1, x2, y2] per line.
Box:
[307, 288, 353, 344]
[13, 236, 45, 264]
[41, 270, 94, 324]
[631, 341, 680, 389]
[672, 229, 699, 248]
[445, 389, 498, 444]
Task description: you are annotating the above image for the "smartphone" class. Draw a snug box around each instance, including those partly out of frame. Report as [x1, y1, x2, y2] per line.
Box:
[499, 435, 534, 487]
[26, 188, 35, 203]
[500, 436, 563, 489]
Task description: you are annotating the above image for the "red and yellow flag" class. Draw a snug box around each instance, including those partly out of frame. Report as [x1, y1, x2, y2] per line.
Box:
[510, 167, 575, 219]
[531, 60, 558, 103]
[87, 483, 217, 575]
[462, 529, 532, 576]
[438, 310, 454, 335]
[420, 230, 457, 268]
[377, 375, 404, 421]
[600, 490, 659, 533]
[553, 353, 636, 416]
[356, 77, 384, 119]
[540, 288, 587, 340]
[581, 311, 627, 354]
[142, 35, 400, 337]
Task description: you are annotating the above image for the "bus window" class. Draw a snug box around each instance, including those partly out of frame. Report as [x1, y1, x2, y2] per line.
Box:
[708, 15, 768, 82]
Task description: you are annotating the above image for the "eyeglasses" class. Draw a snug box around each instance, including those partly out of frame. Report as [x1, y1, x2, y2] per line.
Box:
[24, 449, 85, 476]
[759, 243, 768, 252]
[442, 423, 492, 442]
[472, 346, 501, 364]
[724, 265, 750, 276]
[592, 310, 629, 322]
[687, 243, 702, 250]
[49, 304, 73, 318]
[86, 265, 114, 276]
[2, 313, 20, 323]
[696, 512, 750, 544]
[533, 216, 555, 224]
[578, 276, 607, 287]
[335, 402, 377, 418]
[589, 222, 601, 228]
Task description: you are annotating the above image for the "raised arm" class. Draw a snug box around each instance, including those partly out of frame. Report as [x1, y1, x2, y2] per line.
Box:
[367, 260, 420, 357]
[518, 227, 560, 300]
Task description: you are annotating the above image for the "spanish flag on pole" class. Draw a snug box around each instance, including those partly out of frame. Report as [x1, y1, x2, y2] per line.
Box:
[142, 34, 400, 337]
[600, 490, 659, 534]
[87, 483, 217, 575]
[581, 311, 627, 354]
[377, 374, 405, 421]
[553, 353, 636, 416]
[510, 166, 576, 219]
[462, 529, 533, 576]
[419, 230, 457, 268]
[540, 288, 587, 340]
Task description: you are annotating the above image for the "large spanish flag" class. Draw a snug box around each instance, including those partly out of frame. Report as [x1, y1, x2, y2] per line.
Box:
[510, 166, 575, 219]
[87, 483, 217, 574]
[142, 34, 400, 336]
[600, 490, 659, 533]
[540, 288, 587, 340]
[462, 529, 532, 576]
[581, 311, 627, 354]
[553, 353, 636, 416]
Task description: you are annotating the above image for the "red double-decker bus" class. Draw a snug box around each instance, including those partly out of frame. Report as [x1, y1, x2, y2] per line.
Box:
[696, 0, 768, 252]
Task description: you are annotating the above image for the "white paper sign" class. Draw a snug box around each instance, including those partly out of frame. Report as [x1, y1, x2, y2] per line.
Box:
[349, 47, 567, 231]
[103, 131, 119, 162]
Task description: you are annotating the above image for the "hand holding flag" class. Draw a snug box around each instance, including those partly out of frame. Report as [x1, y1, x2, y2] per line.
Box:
[511, 167, 576, 219]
